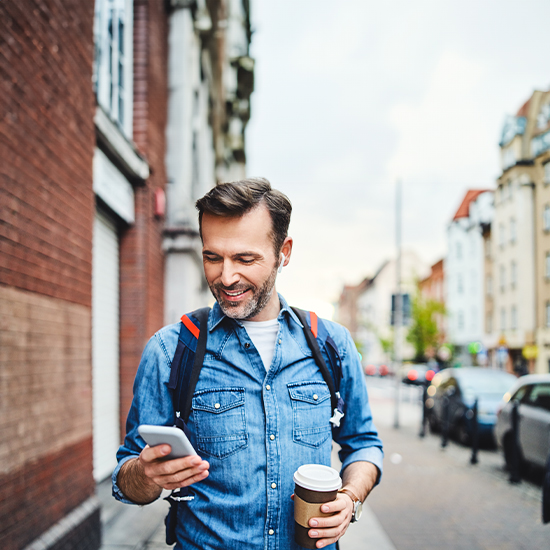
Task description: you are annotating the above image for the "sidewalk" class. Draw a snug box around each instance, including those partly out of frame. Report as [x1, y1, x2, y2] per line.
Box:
[366, 393, 549, 550]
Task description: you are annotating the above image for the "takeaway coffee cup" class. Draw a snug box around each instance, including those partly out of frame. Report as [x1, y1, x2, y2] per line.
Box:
[293, 464, 342, 549]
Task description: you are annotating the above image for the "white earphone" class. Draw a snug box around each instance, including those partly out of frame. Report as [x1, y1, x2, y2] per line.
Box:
[278, 253, 286, 273]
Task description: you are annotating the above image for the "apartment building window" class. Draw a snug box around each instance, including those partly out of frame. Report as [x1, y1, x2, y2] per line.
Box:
[457, 311, 464, 331]
[500, 265, 506, 292]
[456, 242, 462, 260]
[510, 261, 517, 289]
[544, 163, 550, 186]
[486, 313, 493, 333]
[510, 218, 516, 244]
[546, 301, 550, 328]
[546, 252, 550, 280]
[486, 274, 492, 296]
[499, 223, 506, 248]
[457, 274, 464, 294]
[544, 205, 550, 232]
[511, 305, 517, 330]
[500, 308, 506, 331]
[93, 0, 133, 136]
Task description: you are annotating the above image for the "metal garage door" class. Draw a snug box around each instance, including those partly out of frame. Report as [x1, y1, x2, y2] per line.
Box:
[92, 210, 120, 482]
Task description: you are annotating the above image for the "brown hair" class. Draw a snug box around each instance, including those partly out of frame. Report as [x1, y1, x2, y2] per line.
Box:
[195, 177, 292, 254]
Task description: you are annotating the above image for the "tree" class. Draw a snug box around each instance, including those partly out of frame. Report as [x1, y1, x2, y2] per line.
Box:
[406, 290, 446, 363]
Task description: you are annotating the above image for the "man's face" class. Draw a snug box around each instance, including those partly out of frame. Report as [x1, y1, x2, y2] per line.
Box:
[201, 205, 290, 321]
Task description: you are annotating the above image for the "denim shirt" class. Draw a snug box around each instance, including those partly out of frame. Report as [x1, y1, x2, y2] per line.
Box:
[113, 295, 383, 550]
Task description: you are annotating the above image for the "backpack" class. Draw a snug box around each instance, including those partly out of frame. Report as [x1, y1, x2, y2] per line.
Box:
[163, 306, 345, 544]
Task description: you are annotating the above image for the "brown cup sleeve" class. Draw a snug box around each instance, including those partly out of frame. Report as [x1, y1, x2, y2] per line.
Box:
[294, 494, 333, 528]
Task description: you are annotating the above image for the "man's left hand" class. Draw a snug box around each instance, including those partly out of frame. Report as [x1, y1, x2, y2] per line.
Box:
[307, 492, 353, 549]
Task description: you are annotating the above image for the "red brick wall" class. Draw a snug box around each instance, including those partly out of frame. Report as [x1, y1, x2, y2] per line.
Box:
[119, 1, 169, 432]
[0, 438, 94, 549]
[0, 1, 96, 548]
[0, 0, 96, 308]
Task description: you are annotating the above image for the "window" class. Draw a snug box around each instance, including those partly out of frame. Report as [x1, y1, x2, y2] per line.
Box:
[510, 261, 517, 289]
[544, 205, 550, 232]
[499, 223, 506, 248]
[546, 252, 550, 279]
[486, 275, 492, 296]
[457, 311, 464, 331]
[500, 265, 506, 292]
[485, 239, 491, 259]
[500, 308, 506, 331]
[546, 301, 550, 328]
[93, 0, 133, 137]
[511, 305, 517, 330]
[457, 274, 464, 294]
[544, 163, 550, 186]
[486, 313, 493, 333]
[456, 242, 462, 260]
[510, 218, 516, 244]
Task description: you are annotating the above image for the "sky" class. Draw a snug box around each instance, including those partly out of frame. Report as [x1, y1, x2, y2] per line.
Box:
[245, 0, 550, 319]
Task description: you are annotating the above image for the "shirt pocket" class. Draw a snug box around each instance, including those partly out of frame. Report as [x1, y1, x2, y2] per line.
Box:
[192, 387, 248, 459]
[287, 381, 332, 448]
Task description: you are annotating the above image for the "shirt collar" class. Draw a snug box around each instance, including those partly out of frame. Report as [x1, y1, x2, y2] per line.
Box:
[208, 293, 304, 331]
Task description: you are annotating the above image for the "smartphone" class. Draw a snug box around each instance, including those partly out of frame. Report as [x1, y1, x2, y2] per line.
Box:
[138, 425, 197, 459]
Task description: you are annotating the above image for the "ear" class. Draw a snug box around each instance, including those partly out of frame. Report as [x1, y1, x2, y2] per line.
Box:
[280, 237, 293, 268]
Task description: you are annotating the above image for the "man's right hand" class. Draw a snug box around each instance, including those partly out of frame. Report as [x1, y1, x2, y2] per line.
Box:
[118, 445, 210, 504]
[139, 444, 210, 491]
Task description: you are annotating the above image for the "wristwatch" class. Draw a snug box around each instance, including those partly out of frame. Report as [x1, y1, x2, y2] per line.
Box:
[338, 488, 363, 523]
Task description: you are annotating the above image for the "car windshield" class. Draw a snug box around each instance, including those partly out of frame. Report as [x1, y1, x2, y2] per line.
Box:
[457, 371, 516, 401]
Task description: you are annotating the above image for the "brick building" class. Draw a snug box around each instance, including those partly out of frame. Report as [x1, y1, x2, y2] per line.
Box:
[0, 1, 253, 549]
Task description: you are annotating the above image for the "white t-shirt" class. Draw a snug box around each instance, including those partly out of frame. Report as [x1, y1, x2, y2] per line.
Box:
[241, 318, 280, 371]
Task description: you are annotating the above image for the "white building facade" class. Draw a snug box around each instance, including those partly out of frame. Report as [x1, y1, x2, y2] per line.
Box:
[445, 190, 494, 361]
[163, 0, 254, 323]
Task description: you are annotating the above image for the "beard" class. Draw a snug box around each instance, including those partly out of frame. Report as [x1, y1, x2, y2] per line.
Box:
[209, 264, 278, 320]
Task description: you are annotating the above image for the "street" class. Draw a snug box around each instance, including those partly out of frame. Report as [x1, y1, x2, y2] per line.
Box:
[362, 376, 549, 550]
[98, 377, 549, 549]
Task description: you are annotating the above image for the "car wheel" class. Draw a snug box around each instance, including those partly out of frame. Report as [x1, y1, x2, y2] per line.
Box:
[455, 420, 470, 446]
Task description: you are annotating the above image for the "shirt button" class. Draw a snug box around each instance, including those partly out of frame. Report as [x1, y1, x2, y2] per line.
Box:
[278, 339, 282, 344]
[266, 385, 271, 390]
[268, 529, 274, 535]
[214, 403, 220, 409]
[244, 343, 250, 349]
[313, 394, 319, 400]
[271, 483, 277, 489]
[270, 434, 275, 440]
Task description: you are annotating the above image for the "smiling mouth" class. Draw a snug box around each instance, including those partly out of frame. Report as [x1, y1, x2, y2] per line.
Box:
[220, 288, 250, 301]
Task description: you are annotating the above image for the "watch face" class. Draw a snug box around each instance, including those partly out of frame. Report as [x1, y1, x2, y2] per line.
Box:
[354, 500, 363, 522]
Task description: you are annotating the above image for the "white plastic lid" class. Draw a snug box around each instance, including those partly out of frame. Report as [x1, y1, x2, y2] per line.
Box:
[293, 464, 342, 492]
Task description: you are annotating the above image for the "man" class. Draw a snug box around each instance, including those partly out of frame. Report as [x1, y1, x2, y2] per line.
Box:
[113, 178, 383, 549]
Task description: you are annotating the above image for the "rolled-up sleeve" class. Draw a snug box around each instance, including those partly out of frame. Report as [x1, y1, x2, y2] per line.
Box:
[331, 327, 384, 484]
[112, 327, 177, 504]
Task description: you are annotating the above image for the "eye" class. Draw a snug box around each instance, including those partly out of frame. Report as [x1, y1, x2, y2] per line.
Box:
[239, 258, 255, 265]
[203, 254, 221, 263]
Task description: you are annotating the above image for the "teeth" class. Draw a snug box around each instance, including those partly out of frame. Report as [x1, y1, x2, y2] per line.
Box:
[225, 290, 245, 296]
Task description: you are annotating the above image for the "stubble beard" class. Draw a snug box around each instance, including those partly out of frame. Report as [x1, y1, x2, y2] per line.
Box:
[210, 264, 278, 320]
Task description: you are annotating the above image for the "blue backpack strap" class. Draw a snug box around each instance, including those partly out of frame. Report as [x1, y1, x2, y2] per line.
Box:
[290, 307, 345, 428]
[164, 306, 211, 527]
[168, 307, 211, 429]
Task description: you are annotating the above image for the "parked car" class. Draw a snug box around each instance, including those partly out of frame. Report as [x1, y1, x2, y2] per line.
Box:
[494, 374, 550, 472]
[401, 364, 437, 386]
[426, 367, 517, 445]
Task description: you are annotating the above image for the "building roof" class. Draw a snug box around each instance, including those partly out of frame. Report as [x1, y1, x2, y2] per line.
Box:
[452, 189, 491, 221]
[516, 97, 531, 118]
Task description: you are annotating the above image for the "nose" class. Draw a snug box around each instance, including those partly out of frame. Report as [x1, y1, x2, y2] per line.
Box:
[219, 260, 240, 287]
